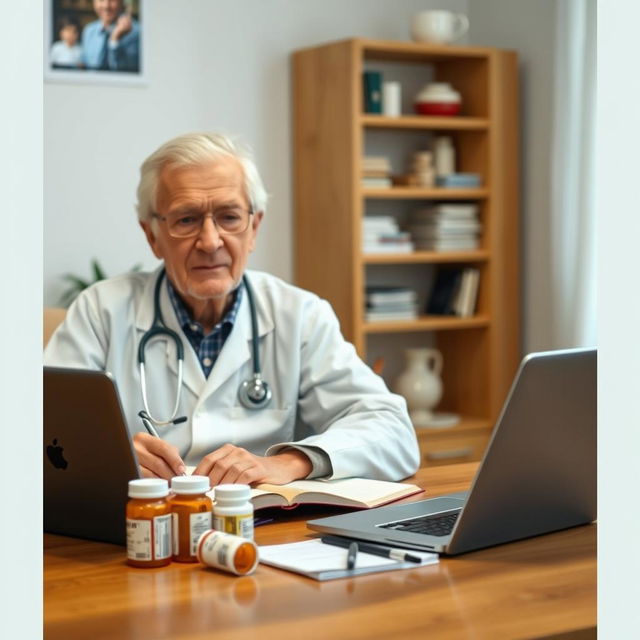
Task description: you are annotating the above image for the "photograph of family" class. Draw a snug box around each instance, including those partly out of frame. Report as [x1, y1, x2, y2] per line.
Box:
[46, 0, 143, 80]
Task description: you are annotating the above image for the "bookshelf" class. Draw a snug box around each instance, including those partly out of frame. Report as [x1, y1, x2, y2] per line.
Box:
[292, 38, 520, 466]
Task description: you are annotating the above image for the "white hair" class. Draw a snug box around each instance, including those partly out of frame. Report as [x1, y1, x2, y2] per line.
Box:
[135, 132, 268, 223]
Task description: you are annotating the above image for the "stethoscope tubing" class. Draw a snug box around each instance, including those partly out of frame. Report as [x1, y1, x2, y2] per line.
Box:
[138, 268, 271, 429]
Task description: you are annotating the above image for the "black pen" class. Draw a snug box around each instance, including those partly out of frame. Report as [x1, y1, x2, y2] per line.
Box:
[321, 535, 423, 564]
[346, 541, 358, 570]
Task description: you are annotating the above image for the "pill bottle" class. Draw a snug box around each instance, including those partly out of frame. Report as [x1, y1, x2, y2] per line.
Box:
[126, 478, 172, 568]
[170, 475, 213, 563]
[197, 530, 259, 576]
[213, 484, 254, 540]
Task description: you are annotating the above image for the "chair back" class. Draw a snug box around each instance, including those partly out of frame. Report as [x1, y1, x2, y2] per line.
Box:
[44, 308, 67, 347]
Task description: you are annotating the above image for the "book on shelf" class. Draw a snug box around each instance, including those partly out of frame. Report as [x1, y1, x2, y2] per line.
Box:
[362, 176, 392, 188]
[363, 243, 414, 254]
[413, 204, 479, 220]
[414, 237, 480, 251]
[363, 217, 413, 252]
[427, 267, 480, 316]
[362, 72, 383, 114]
[250, 477, 423, 510]
[366, 286, 417, 306]
[366, 307, 419, 322]
[426, 268, 463, 315]
[410, 219, 481, 233]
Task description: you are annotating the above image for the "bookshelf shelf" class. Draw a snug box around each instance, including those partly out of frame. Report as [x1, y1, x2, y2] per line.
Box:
[363, 315, 490, 334]
[293, 38, 519, 466]
[361, 114, 490, 130]
[361, 250, 490, 264]
[362, 187, 489, 200]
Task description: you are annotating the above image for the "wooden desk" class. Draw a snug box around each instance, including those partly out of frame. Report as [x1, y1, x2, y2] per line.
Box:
[44, 463, 596, 640]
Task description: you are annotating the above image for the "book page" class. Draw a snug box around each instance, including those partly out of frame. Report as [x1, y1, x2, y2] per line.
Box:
[255, 478, 422, 508]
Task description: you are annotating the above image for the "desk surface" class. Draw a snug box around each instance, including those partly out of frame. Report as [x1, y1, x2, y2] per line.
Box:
[44, 463, 596, 640]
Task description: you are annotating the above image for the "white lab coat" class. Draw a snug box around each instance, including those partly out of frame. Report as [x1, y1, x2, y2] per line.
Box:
[44, 267, 420, 480]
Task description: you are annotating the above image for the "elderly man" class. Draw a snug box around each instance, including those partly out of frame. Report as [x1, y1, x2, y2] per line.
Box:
[45, 132, 420, 487]
[82, 0, 140, 71]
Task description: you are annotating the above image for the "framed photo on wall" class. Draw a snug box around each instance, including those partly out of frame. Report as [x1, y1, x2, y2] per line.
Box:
[44, 0, 147, 85]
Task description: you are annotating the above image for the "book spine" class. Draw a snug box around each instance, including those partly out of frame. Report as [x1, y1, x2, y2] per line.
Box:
[363, 71, 382, 114]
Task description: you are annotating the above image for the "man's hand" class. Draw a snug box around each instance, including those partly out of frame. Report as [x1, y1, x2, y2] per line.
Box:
[110, 12, 133, 43]
[133, 432, 186, 479]
[193, 444, 312, 487]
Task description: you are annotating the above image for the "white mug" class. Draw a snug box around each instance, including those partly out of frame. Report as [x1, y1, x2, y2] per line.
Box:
[410, 11, 469, 44]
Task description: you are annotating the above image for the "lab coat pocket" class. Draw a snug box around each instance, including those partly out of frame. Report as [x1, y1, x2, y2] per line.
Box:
[228, 406, 295, 455]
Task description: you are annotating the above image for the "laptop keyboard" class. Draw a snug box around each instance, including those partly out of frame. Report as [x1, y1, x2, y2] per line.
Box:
[380, 510, 461, 537]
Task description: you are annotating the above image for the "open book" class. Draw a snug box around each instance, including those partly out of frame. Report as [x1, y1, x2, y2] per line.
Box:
[185, 467, 422, 511]
[249, 478, 422, 511]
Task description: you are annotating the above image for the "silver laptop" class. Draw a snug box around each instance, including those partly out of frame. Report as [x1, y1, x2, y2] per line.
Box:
[44, 367, 141, 545]
[308, 348, 597, 555]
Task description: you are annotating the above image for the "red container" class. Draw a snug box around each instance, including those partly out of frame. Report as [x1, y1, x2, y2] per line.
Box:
[415, 102, 461, 116]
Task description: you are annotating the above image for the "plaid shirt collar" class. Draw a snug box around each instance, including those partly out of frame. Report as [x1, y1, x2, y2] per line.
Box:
[165, 275, 244, 377]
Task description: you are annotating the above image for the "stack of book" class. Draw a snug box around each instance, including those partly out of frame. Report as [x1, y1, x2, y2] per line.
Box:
[408, 204, 481, 251]
[362, 156, 392, 188]
[426, 267, 480, 317]
[363, 216, 414, 254]
[366, 286, 418, 322]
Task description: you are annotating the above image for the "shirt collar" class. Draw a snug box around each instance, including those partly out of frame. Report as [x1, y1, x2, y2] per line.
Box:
[166, 275, 243, 336]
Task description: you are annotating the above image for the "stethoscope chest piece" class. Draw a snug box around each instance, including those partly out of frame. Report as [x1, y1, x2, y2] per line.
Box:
[238, 375, 272, 410]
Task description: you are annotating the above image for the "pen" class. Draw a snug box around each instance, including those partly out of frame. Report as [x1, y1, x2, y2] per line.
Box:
[321, 535, 423, 564]
[138, 411, 186, 475]
[140, 412, 160, 438]
[346, 541, 358, 570]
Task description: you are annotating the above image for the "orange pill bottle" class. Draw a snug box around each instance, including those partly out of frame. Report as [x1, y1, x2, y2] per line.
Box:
[126, 478, 172, 568]
[170, 476, 213, 563]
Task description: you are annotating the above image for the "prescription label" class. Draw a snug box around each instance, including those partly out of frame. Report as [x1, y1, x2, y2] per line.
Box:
[190, 512, 213, 555]
[127, 516, 172, 561]
[154, 514, 172, 560]
[213, 514, 254, 540]
[127, 518, 152, 561]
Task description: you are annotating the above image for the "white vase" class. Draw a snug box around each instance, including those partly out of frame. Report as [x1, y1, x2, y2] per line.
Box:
[394, 348, 443, 427]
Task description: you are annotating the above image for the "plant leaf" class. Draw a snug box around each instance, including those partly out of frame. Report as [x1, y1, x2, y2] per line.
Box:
[61, 274, 90, 289]
[91, 259, 107, 282]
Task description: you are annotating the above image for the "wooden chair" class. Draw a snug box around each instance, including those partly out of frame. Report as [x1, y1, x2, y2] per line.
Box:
[44, 307, 67, 347]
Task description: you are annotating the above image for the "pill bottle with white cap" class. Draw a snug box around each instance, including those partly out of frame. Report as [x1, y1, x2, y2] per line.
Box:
[170, 475, 213, 562]
[197, 530, 259, 576]
[213, 484, 254, 540]
[126, 478, 172, 568]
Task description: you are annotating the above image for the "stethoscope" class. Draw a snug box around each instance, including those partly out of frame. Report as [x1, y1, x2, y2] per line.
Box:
[137, 269, 272, 432]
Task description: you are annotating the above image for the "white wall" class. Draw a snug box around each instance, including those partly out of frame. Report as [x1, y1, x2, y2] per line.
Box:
[44, 0, 467, 305]
[468, 0, 558, 352]
[45, 0, 569, 356]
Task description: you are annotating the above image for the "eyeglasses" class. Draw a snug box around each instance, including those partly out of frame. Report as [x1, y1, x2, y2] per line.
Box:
[152, 207, 253, 238]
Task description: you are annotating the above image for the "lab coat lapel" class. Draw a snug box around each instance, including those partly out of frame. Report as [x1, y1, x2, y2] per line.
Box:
[135, 266, 205, 398]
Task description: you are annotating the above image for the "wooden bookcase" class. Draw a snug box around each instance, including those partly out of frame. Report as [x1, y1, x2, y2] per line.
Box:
[292, 38, 520, 466]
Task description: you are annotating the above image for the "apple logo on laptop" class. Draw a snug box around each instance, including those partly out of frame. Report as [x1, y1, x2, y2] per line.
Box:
[46, 438, 68, 470]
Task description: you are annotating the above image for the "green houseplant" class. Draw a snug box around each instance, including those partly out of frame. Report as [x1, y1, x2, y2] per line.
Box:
[59, 259, 141, 307]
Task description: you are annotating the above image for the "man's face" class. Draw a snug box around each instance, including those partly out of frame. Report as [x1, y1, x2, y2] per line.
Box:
[93, 0, 123, 26]
[141, 157, 262, 310]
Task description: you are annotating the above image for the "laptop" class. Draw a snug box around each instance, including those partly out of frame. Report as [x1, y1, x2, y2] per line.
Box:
[44, 367, 141, 545]
[308, 348, 597, 555]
